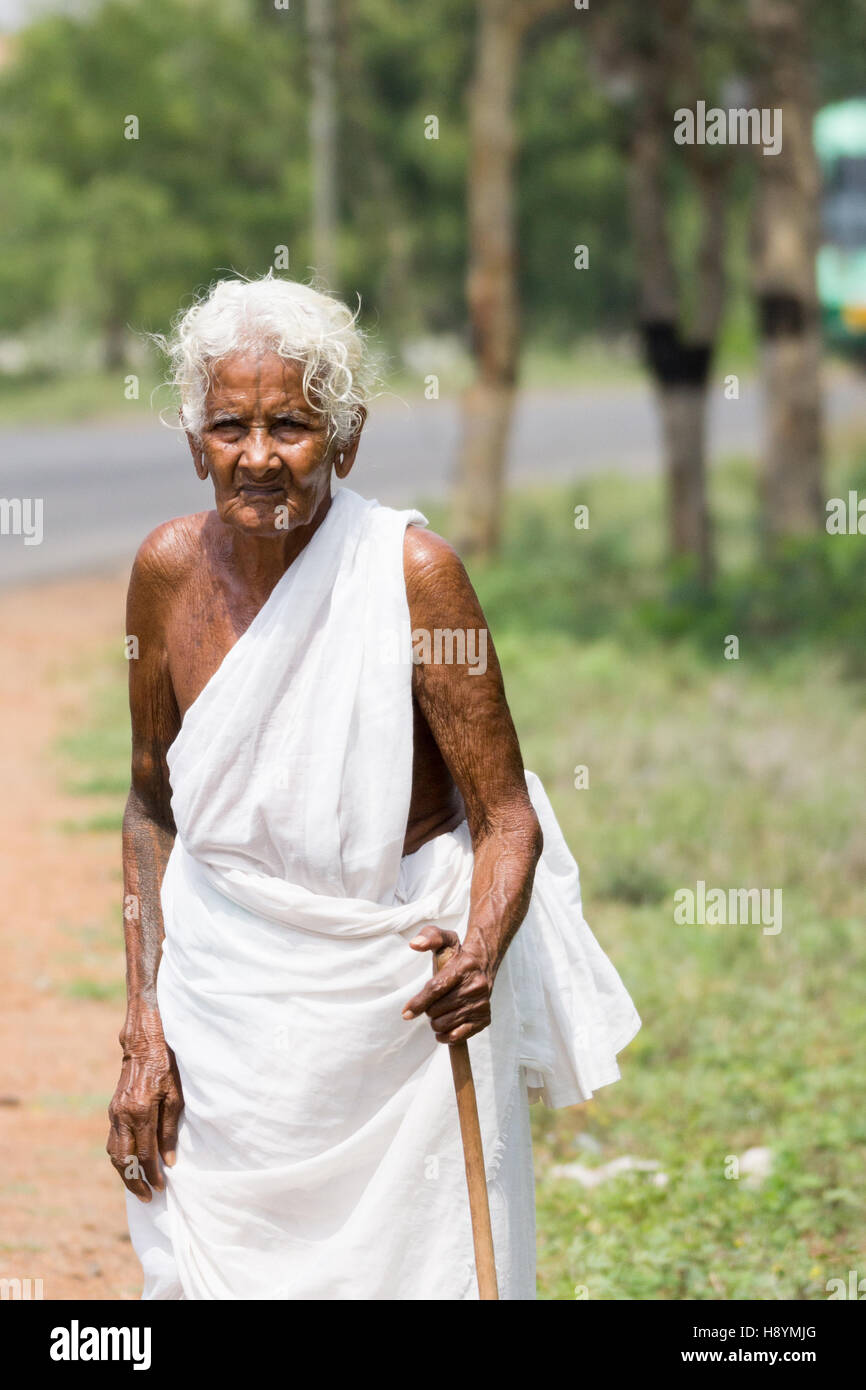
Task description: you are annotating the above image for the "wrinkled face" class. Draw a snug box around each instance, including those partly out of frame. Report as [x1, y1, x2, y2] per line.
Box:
[187, 351, 360, 535]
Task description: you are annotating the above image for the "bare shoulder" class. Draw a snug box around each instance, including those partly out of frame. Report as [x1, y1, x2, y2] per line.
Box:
[131, 512, 210, 591]
[127, 512, 212, 629]
[403, 525, 475, 598]
[400, 522, 489, 628]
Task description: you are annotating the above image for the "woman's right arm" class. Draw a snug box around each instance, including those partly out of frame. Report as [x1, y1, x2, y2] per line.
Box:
[107, 536, 184, 1203]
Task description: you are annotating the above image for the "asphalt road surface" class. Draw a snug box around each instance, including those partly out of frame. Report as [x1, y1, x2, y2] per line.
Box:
[0, 374, 863, 588]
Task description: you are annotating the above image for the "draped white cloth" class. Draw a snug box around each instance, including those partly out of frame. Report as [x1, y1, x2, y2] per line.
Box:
[125, 487, 640, 1300]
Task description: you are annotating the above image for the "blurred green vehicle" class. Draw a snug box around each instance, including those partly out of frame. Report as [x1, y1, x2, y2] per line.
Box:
[816, 98, 866, 351]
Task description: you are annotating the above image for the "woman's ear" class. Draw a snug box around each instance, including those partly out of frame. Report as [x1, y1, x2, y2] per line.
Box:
[333, 407, 367, 479]
[184, 421, 209, 481]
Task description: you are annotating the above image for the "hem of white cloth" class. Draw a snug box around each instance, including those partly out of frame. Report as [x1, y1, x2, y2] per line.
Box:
[524, 1010, 642, 1109]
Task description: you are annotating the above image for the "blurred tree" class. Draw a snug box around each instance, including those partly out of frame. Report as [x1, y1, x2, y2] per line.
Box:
[0, 161, 72, 334]
[0, 0, 309, 367]
[813, 0, 866, 105]
[72, 175, 203, 370]
[585, 1, 739, 586]
[748, 0, 824, 541]
[4, 0, 858, 479]
[451, 0, 569, 558]
[340, 0, 471, 339]
[519, 29, 633, 343]
[306, 0, 339, 288]
[0, 0, 655, 377]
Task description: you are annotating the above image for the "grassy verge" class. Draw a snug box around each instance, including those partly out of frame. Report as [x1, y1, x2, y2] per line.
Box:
[0, 367, 167, 427]
[60, 453, 866, 1298]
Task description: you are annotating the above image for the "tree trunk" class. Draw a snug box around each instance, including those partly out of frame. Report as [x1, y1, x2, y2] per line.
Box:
[658, 383, 712, 565]
[103, 314, 127, 372]
[626, 88, 721, 585]
[306, 0, 338, 288]
[584, 1, 729, 584]
[749, 0, 823, 541]
[451, 0, 521, 557]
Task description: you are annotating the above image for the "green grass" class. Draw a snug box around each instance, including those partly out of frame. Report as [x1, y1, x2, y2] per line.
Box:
[32, 1092, 113, 1114]
[53, 911, 127, 1006]
[0, 366, 167, 427]
[61, 451, 866, 1299]
[57, 666, 130, 837]
[60, 978, 126, 1002]
[463, 458, 866, 1300]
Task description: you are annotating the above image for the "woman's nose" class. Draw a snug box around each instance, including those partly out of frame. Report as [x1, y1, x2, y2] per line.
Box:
[240, 428, 280, 472]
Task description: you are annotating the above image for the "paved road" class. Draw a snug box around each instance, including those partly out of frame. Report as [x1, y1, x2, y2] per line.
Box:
[0, 375, 863, 587]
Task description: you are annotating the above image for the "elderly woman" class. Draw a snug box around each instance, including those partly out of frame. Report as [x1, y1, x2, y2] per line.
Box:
[108, 274, 639, 1301]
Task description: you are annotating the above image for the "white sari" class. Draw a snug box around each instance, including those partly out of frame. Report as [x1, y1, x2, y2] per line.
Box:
[126, 487, 640, 1300]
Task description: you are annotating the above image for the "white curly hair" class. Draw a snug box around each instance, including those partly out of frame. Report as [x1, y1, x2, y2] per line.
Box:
[157, 272, 373, 445]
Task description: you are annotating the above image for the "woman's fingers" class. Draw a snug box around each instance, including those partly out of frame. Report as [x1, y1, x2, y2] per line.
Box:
[434, 1016, 489, 1044]
[408, 924, 459, 956]
[430, 1002, 491, 1040]
[403, 939, 492, 1036]
[403, 957, 469, 1019]
[403, 927, 492, 1038]
[108, 1050, 186, 1192]
[107, 1118, 153, 1202]
[133, 1111, 164, 1193]
[157, 1093, 182, 1168]
[157, 1065, 183, 1167]
[426, 971, 488, 1018]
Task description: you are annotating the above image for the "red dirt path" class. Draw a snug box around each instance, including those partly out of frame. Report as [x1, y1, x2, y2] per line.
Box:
[0, 572, 140, 1300]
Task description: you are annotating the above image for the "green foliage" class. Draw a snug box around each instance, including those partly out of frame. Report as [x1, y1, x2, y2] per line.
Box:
[428, 444, 866, 673]
[0, 0, 309, 355]
[519, 29, 633, 338]
[8, 0, 864, 366]
[61, 978, 126, 1002]
[0, 365, 162, 424]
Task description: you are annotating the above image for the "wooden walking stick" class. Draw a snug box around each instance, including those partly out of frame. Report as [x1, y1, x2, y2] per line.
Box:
[434, 945, 499, 1301]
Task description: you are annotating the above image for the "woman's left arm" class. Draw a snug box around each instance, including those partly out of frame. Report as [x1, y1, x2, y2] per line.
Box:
[401, 527, 543, 1044]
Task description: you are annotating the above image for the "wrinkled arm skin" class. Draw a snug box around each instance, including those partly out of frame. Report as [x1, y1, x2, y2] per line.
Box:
[107, 535, 184, 1202]
[402, 528, 543, 1043]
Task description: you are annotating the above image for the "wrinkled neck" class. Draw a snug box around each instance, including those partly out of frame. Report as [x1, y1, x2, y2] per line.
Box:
[219, 489, 334, 595]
